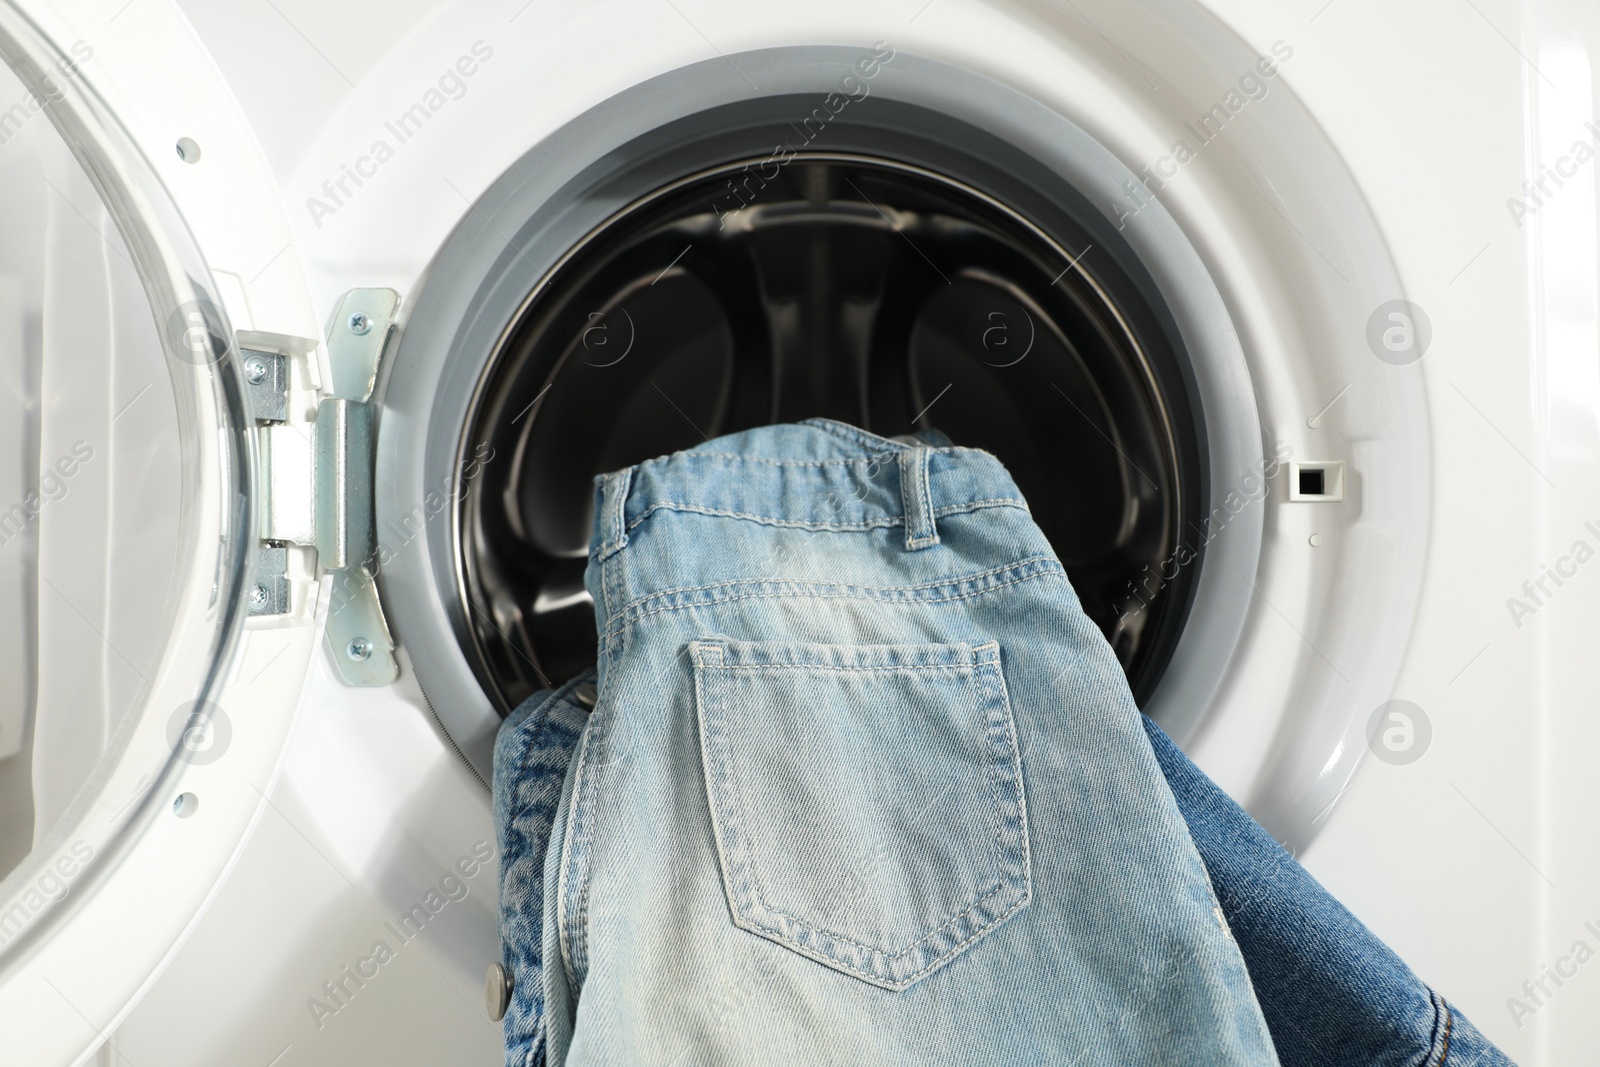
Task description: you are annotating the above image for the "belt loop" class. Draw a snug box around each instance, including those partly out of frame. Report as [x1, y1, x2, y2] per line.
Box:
[899, 447, 939, 550]
[595, 467, 633, 561]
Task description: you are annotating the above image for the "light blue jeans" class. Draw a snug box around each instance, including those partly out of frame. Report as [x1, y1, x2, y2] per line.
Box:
[495, 419, 1276, 1066]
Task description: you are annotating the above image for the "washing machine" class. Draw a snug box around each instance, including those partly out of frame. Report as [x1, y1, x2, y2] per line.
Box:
[0, 0, 1592, 1063]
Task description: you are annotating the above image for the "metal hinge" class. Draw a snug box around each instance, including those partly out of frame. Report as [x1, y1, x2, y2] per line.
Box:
[246, 288, 401, 686]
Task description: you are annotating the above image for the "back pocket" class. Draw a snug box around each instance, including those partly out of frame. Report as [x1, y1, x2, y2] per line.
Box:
[690, 637, 1029, 991]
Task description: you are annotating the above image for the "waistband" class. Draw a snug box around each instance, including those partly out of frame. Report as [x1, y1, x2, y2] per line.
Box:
[591, 419, 1028, 561]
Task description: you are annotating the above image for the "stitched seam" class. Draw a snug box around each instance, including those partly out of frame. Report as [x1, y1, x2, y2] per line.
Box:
[913, 450, 936, 543]
[705, 658, 999, 961]
[712, 664, 976, 674]
[554, 726, 587, 990]
[934, 502, 1030, 511]
[622, 554, 1053, 605]
[692, 646, 748, 968]
[752, 876, 1010, 959]
[556, 683, 610, 990]
[990, 656, 1031, 893]
[568, 678, 622, 983]
[607, 472, 621, 551]
[697, 648, 1031, 985]
[977, 664, 1007, 884]
[610, 574, 1055, 645]
[604, 555, 1062, 636]
[802, 418, 915, 452]
[931, 498, 1028, 512]
[644, 450, 921, 468]
[898, 450, 920, 547]
[718, 656, 774, 955]
[605, 562, 1064, 645]
[750, 888, 1032, 988]
[1428, 992, 1454, 1067]
[619, 497, 1029, 536]
[625, 502, 905, 533]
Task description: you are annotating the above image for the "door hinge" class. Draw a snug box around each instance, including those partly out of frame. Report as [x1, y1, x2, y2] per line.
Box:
[247, 288, 402, 687]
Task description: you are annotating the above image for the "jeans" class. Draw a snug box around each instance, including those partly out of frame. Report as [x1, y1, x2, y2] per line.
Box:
[495, 674, 594, 1066]
[1140, 715, 1514, 1066]
[496, 419, 1276, 1066]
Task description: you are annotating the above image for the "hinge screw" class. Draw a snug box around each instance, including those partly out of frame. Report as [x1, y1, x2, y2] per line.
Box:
[347, 637, 373, 661]
[250, 584, 269, 607]
[347, 312, 372, 336]
[244, 356, 268, 384]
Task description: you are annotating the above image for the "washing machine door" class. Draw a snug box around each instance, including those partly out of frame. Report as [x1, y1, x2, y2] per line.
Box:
[0, 3, 331, 1063]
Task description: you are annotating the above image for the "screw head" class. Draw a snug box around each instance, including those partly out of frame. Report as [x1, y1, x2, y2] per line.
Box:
[347, 637, 372, 661]
[244, 357, 268, 384]
[347, 312, 372, 336]
[250, 584, 269, 607]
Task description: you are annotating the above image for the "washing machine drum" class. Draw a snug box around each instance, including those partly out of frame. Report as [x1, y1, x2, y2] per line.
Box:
[455, 153, 1208, 715]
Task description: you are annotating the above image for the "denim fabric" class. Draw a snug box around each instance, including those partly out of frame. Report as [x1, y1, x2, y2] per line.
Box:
[494, 674, 595, 1067]
[508, 419, 1276, 1066]
[1140, 715, 1514, 1067]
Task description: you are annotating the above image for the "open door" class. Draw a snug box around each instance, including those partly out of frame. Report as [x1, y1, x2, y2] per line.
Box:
[0, 3, 332, 1062]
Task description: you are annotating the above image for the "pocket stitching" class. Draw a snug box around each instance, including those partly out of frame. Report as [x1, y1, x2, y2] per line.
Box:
[751, 875, 1013, 959]
[728, 663, 1014, 954]
[981, 649, 1031, 897]
[744, 879, 1026, 990]
[695, 640, 1030, 990]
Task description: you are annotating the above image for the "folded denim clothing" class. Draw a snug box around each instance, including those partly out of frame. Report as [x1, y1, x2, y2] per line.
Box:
[494, 694, 1518, 1067]
[496, 419, 1277, 1066]
[495, 674, 596, 1067]
[1140, 715, 1514, 1067]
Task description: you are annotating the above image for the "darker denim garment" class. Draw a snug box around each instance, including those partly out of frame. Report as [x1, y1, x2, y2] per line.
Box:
[494, 674, 595, 1067]
[1141, 714, 1515, 1067]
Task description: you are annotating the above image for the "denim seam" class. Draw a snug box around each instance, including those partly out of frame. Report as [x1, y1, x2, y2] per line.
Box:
[935, 500, 1028, 515]
[553, 729, 582, 989]
[713, 660, 1006, 959]
[801, 417, 915, 452]
[619, 497, 1028, 536]
[602, 522, 630, 665]
[556, 709, 603, 991]
[753, 881, 1031, 990]
[900, 447, 939, 550]
[569, 705, 608, 987]
[594, 468, 633, 561]
[972, 656, 1006, 877]
[711, 663, 978, 674]
[1426, 989, 1454, 1066]
[601, 556, 1064, 641]
[607, 573, 1058, 647]
[979, 647, 1031, 903]
[799, 421, 1011, 472]
[753, 878, 1012, 960]
[645, 450, 923, 468]
[694, 643, 1030, 989]
[614, 554, 1056, 611]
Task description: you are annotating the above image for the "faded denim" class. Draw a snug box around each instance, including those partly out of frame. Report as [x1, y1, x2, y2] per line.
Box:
[496, 419, 1277, 1067]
